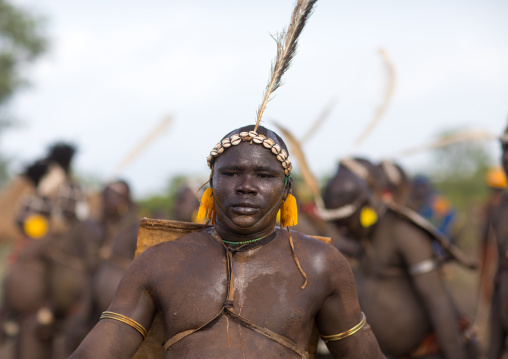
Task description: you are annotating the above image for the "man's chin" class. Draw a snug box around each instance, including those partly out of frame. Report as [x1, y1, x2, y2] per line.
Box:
[230, 216, 260, 229]
[218, 214, 266, 233]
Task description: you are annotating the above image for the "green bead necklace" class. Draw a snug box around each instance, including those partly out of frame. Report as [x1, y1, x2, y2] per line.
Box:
[217, 231, 275, 245]
[222, 237, 264, 245]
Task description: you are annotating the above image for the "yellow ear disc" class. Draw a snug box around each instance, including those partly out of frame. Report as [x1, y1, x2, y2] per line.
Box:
[197, 188, 216, 224]
[280, 194, 298, 227]
[360, 207, 378, 228]
[23, 214, 49, 239]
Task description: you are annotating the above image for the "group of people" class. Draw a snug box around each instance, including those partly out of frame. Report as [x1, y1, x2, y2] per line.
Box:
[0, 128, 506, 359]
[0, 143, 140, 359]
[315, 156, 477, 358]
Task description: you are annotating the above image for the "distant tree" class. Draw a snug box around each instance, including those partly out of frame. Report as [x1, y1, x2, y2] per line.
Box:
[0, 0, 47, 106]
[138, 175, 192, 218]
[427, 130, 494, 210]
[416, 129, 496, 252]
[0, 0, 48, 186]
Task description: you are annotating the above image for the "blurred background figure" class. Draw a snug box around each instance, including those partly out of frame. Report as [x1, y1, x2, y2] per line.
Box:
[170, 183, 200, 222]
[485, 128, 508, 359]
[377, 159, 411, 205]
[321, 164, 477, 359]
[479, 166, 507, 296]
[0, 143, 104, 359]
[340, 157, 385, 199]
[473, 166, 508, 355]
[0, 159, 51, 356]
[91, 180, 139, 324]
[409, 175, 460, 261]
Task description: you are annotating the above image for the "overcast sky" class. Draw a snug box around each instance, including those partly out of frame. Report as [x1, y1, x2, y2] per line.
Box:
[3, 0, 508, 198]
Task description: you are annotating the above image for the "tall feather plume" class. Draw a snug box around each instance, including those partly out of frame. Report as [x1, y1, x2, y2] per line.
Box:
[352, 48, 396, 150]
[394, 129, 496, 158]
[300, 97, 338, 143]
[254, 0, 318, 132]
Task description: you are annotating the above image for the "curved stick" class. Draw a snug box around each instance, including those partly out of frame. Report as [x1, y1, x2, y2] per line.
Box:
[112, 115, 173, 177]
[300, 97, 338, 143]
[352, 48, 396, 150]
[394, 129, 496, 158]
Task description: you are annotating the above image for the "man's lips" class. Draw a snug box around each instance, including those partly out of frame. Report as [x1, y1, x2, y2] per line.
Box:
[231, 203, 259, 215]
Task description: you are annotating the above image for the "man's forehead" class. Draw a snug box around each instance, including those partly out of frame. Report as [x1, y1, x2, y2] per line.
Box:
[208, 127, 292, 176]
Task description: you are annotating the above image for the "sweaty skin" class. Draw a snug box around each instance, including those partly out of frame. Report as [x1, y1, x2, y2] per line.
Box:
[69, 139, 385, 359]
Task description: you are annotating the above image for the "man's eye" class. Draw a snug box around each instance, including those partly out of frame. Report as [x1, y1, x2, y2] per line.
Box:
[258, 173, 275, 178]
[222, 172, 238, 177]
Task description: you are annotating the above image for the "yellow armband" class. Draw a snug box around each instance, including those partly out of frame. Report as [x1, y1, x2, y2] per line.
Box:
[100, 311, 147, 339]
[320, 312, 366, 342]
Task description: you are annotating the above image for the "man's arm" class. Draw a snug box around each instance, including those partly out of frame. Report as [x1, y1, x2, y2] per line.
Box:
[396, 221, 467, 359]
[69, 249, 157, 359]
[315, 248, 386, 359]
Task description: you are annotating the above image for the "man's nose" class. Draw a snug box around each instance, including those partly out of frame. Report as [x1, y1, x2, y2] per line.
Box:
[235, 176, 257, 195]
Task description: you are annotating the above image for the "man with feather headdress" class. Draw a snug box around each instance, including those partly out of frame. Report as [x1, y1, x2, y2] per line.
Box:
[69, 1, 385, 358]
[70, 124, 385, 359]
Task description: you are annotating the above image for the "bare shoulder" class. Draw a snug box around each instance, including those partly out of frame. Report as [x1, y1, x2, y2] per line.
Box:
[128, 229, 216, 272]
[386, 211, 433, 243]
[289, 229, 353, 281]
[384, 211, 435, 261]
[290, 229, 337, 253]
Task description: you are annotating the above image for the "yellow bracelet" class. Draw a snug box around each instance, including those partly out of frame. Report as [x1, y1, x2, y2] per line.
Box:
[320, 312, 366, 342]
[100, 311, 147, 339]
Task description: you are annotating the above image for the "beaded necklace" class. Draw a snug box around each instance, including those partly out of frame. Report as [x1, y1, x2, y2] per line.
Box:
[215, 230, 275, 246]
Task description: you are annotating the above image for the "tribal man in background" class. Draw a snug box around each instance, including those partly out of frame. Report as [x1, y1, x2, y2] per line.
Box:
[322, 164, 477, 359]
[486, 124, 508, 359]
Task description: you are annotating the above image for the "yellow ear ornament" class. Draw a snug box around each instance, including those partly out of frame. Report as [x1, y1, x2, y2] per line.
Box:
[23, 214, 49, 239]
[360, 207, 378, 228]
[197, 188, 216, 224]
[280, 194, 298, 227]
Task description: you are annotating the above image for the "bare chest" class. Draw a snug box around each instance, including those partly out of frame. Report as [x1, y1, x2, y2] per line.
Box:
[152, 247, 318, 341]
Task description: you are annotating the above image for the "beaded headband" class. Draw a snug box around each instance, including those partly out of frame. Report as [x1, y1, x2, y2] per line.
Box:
[207, 130, 293, 176]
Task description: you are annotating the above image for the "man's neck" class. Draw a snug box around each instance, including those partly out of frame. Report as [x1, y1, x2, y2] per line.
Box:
[213, 221, 276, 244]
